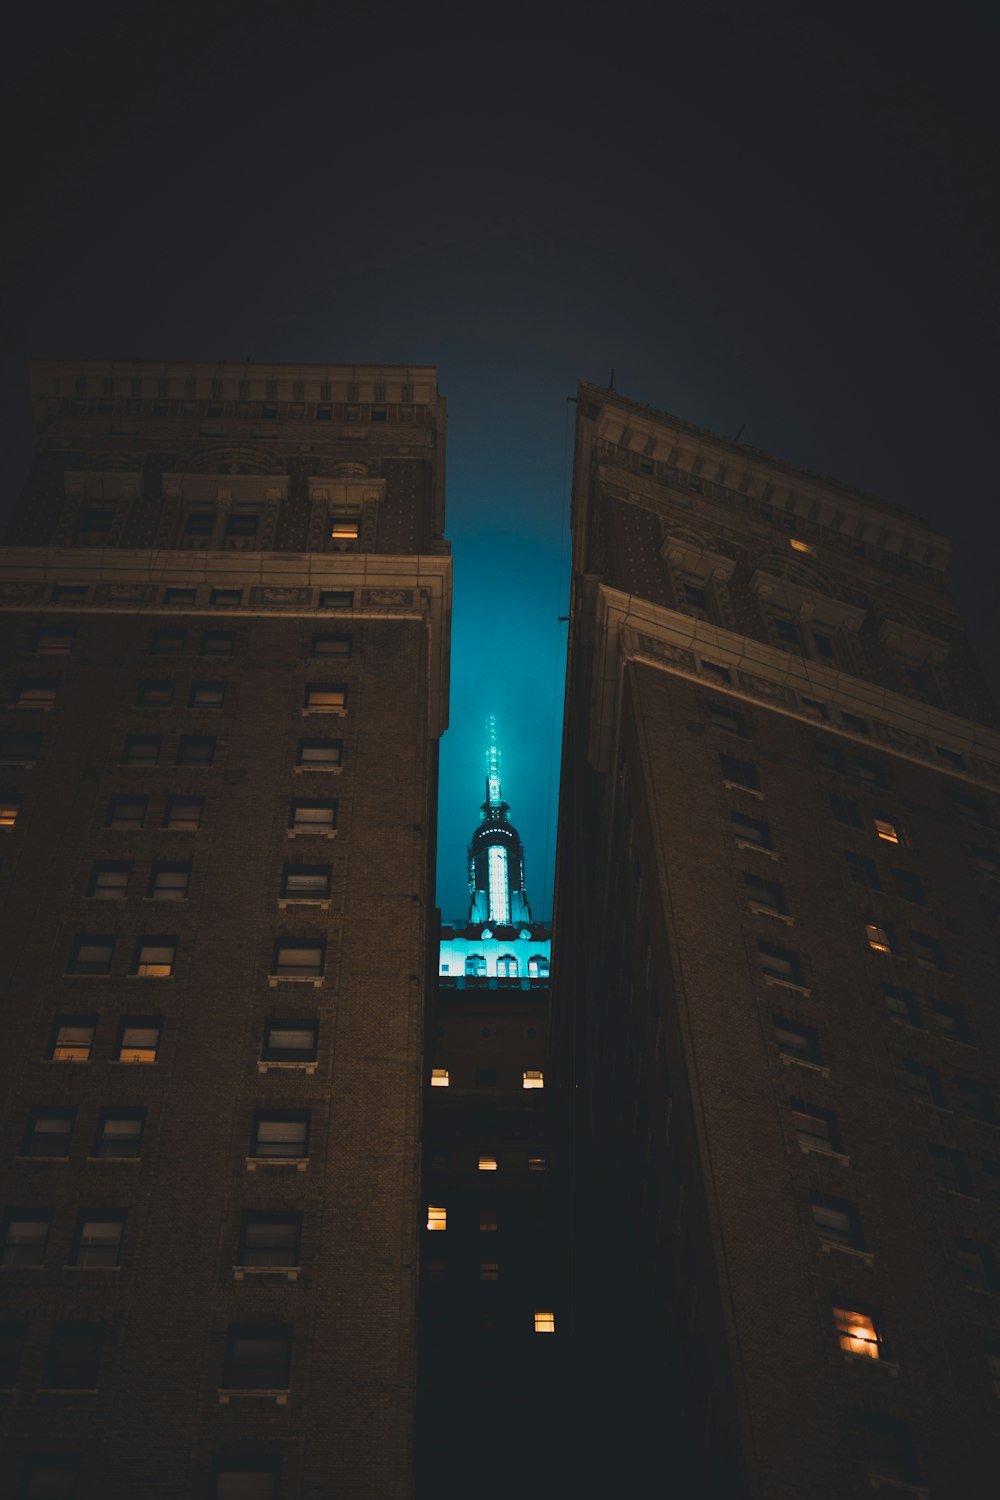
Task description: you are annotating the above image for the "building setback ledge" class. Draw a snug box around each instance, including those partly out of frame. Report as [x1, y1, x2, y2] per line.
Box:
[245, 1157, 309, 1172]
[217, 1389, 289, 1405]
[233, 1266, 299, 1282]
[819, 1238, 874, 1266]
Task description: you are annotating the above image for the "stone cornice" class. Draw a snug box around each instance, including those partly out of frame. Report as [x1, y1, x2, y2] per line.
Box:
[29, 359, 439, 408]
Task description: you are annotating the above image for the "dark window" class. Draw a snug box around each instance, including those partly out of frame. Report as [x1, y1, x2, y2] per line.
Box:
[164, 586, 197, 606]
[812, 631, 835, 661]
[0, 1321, 27, 1386]
[938, 745, 967, 771]
[176, 735, 215, 767]
[114, 1017, 162, 1063]
[147, 862, 191, 900]
[271, 940, 324, 978]
[475, 1067, 498, 1088]
[841, 712, 869, 736]
[708, 702, 746, 736]
[120, 733, 161, 767]
[136, 680, 173, 708]
[951, 788, 988, 826]
[814, 742, 845, 773]
[809, 1191, 864, 1250]
[189, 680, 226, 709]
[2, 1209, 51, 1266]
[757, 941, 803, 985]
[211, 1458, 281, 1500]
[972, 846, 1000, 879]
[956, 1076, 997, 1125]
[42, 1322, 104, 1389]
[107, 794, 147, 829]
[310, 633, 351, 658]
[34, 624, 75, 655]
[730, 811, 772, 848]
[223, 1325, 292, 1390]
[883, 983, 921, 1027]
[280, 864, 331, 900]
[238, 1213, 302, 1268]
[928, 1144, 972, 1195]
[890, 868, 926, 905]
[316, 405, 333, 421]
[67, 934, 115, 975]
[69, 1211, 126, 1267]
[163, 795, 204, 830]
[288, 799, 337, 833]
[262, 1021, 318, 1064]
[911, 930, 947, 971]
[51, 583, 87, 603]
[46, 1015, 96, 1062]
[771, 615, 799, 649]
[931, 1000, 972, 1045]
[13, 678, 58, 711]
[829, 794, 863, 828]
[210, 588, 242, 607]
[319, 589, 353, 608]
[720, 753, 759, 790]
[957, 1236, 999, 1293]
[702, 661, 730, 686]
[131, 936, 176, 977]
[87, 861, 131, 899]
[855, 1411, 921, 1487]
[251, 1112, 310, 1160]
[773, 1016, 822, 1065]
[148, 628, 186, 655]
[801, 696, 828, 721]
[225, 512, 260, 540]
[790, 1100, 842, 1154]
[200, 630, 235, 656]
[854, 757, 887, 788]
[0, 731, 42, 763]
[296, 738, 342, 769]
[845, 853, 880, 890]
[93, 1108, 145, 1158]
[75, 507, 114, 535]
[903, 1060, 945, 1107]
[744, 874, 786, 913]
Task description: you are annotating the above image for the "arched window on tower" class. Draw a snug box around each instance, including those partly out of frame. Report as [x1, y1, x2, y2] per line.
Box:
[497, 954, 518, 979]
[528, 955, 549, 979]
[465, 955, 486, 978]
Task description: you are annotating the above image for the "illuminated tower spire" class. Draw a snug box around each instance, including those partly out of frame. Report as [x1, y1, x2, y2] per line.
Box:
[467, 718, 532, 927]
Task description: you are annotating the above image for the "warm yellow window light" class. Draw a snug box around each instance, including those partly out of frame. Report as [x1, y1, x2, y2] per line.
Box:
[865, 923, 892, 954]
[0, 802, 18, 827]
[874, 816, 900, 844]
[522, 1070, 544, 1090]
[426, 1206, 446, 1231]
[478, 1156, 498, 1172]
[330, 517, 360, 540]
[834, 1307, 880, 1359]
[789, 538, 815, 555]
[534, 1310, 556, 1334]
[430, 1069, 450, 1088]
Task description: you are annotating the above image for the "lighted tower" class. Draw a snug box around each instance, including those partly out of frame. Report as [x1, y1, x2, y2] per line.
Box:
[467, 717, 532, 926]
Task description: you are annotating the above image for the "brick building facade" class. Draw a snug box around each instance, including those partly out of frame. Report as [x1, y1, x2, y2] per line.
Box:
[0, 360, 451, 1499]
[552, 383, 1000, 1497]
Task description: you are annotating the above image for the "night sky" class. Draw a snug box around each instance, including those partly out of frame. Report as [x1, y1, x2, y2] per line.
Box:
[3, 0, 997, 921]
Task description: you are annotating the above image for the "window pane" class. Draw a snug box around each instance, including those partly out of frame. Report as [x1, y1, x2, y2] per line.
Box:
[117, 1024, 161, 1063]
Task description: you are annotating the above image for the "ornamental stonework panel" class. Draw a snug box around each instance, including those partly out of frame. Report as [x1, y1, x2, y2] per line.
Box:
[0, 582, 46, 601]
[737, 671, 796, 708]
[635, 635, 696, 672]
[94, 583, 157, 603]
[361, 588, 413, 608]
[249, 586, 312, 608]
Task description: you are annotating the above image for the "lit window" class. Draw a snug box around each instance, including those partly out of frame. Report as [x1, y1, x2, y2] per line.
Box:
[311, 633, 351, 658]
[478, 1156, 498, 1171]
[238, 1212, 302, 1269]
[70, 1212, 125, 1267]
[874, 813, 903, 844]
[163, 795, 203, 831]
[522, 1071, 544, 1090]
[148, 862, 191, 900]
[288, 799, 337, 833]
[200, 630, 235, 656]
[534, 1311, 556, 1334]
[720, 753, 759, 791]
[136, 679, 173, 708]
[834, 1306, 881, 1359]
[773, 1016, 822, 1065]
[251, 1111, 310, 1160]
[1, 1209, 51, 1266]
[809, 1191, 864, 1251]
[280, 864, 331, 900]
[0, 795, 21, 827]
[271, 940, 324, 979]
[176, 734, 215, 767]
[107, 794, 147, 829]
[480, 1262, 499, 1281]
[67, 934, 115, 975]
[865, 921, 895, 955]
[23, 1108, 75, 1158]
[149, 627, 186, 655]
[262, 1021, 318, 1065]
[430, 1069, 450, 1088]
[789, 537, 814, 555]
[528, 1157, 547, 1172]
[426, 1206, 447, 1231]
[303, 681, 347, 714]
[329, 515, 360, 542]
[480, 1209, 498, 1232]
[527, 955, 549, 979]
[296, 738, 342, 769]
[47, 1017, 96, 1062]
[34, 625, 75, 655]
[132, 937, 176, 977]
[222, 1325, 292, 1391]
[14, 679, 57, 710]
[466, 955, 486, 977]
[883, 984, 920, 1027]
[115, 1018, 161, 1063]
[88, 861, 131, 899]
[488, 845, 510, 923]
[42, 1322, 105, 1389]
[496, 953, 518, 978]
[93, 1108, 145, 1158]
[189, 680, 226, 708]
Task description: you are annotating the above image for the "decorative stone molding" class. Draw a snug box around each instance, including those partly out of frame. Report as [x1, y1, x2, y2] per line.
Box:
[750, 568, 867, 631]
[878, 617, 950, 664]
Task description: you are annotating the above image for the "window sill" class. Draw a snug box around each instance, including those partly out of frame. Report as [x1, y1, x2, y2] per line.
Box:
[300, 708, 347, 718]
[966, 1283, 1000, 1298]
[749, 902, 793, 925]
[125, 973, 174, 981]
[780, 1056, 830, 1077]
[85, 1156, 141, 1164]
[258, 1061, 317, 1075]
[277, 899, 330, 910]
[843, 1352, 899, 1376]
[38, 1387, 99, 1396]
[735, 839, 778, 859]
[63, 1263, 120, 1272]
[867, 1478, 927, 1496]
[292, 765, 342, 775]
[161, 827, 202, 834]
[798, 1141, 850, 1167]
[763, 975, 811, 997]
[268, 976, 325, 988]
[233, 1266, 300, 1281]
[245, 1157, 309, 1172]
[62, 972, 112, 979]
[108, 1059, 158, 1068]
[908, 1098, 953, 1115]
[143, 897, 188, 905]
[39, 1057, 90, 1066]
[218, 1388, 289, 1405]
[82, 894, 127, 902]
[818, 1238, 873, 1265]
[286, 829, 337, 839]
[724, 780, 764, 799]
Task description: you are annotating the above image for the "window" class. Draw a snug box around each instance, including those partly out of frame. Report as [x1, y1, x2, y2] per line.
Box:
[107, 794, 147, 830]
[497, 954, 518, 978]
[790, 1100, 842, 1155]
[465, 955, 486, 977]
[296, 738, 342, 769]
[200, 629, 235, 656]
[69, 1211, 126, 1267]
[475, 1068, 498, 1088]
[771, 614, 799, 650]
[303, 683, 347, 713]
[480, 1261, 499, 1281]
[223, 1326, 292, 1390]
[480, 1209, 498, 1232]
[0, 1321, 26, 1386]
[744, 873, 786, 914]
[136, 679, 174, 708]
[210, 588, 242, 607]
[189, 680, 226, 709]
[534, 1311, 556, 1334]
[426, 1206, 447, 1231]
[238, 1213, 302, 1269]
[280, 864, 331, 901]
[708, 702, 746, 736]
[212, 1464, 282, 1500]
[288, 799, 337, 833]
[910, 930, 947, 971]
[931, 999, 971, 1044]
[115, 1018, 161, 1063]
[67, 934, 115, 975]
[430, 1068, 450, 1087]
[478, 1156, 498, 1172]
[938, 745, 967, 771]
[46, 1017, 96, 1062]
[873, 812, 904, 844]
[955, 1076, 998, 1125]
[841, 711, 869, 736]
[2, 1209, 51, 1266]
[522, 1070, 545, 1090]
[854, 757, 887, 789]
[528, 1156, 547, 1172]
[120, 733, 161, 767]
[973, 846, 1000, 880]
[800, 696, 829, 722]
[731, 811, 772, 849]
[93, 1108, 145, 1158]
[149, 627, 186, 655]
[814, 742, 845, 774]
[41, 1321, 104, 1389]
[773, 1016, 822, 1065]
[829, 794, 863, 828]
[845, 853, 880, 890]
[702, 661, 731, 686]
[184, 509, 216, 538]
[224, 512, 260, 544]
[163, 795, 204, 830]
[14, 678, 57, 710]
[890, 868, 926, 905]
[271, 940, 324, 979]
[147, 862, 190, 900]
[310, 633, 351, 658]
[319, 589, 353, 608]
[928, 1144, 972, 1195]
[0, 793, 21, 827]
[251, 1112, 310, 1160]
[176, 735, 215, 767]
[903, 1060, 945, 1107]
[833, 1305, 883, 1360]
[164, 586, 196, 606]
[51, 580, 87, 602]
[0, 731, 41, 763]
[864, 920, 896, 955]
[811, 629, 835, 661]
[757, 940, 803, 986]
[87, 861, 131, 899]
[985, 1339, 1000, 1402]
[720, 753, 759, 791]
[329, 515, 360, 543]
[809, 1191, 864, 1250]
[527, 955, 550, 979]
[855, 1412, 921, 1487]
[957, 1236, 999, 1293]
[883, 984, 921, 1027]
[132, 937, 176, 977]
[261, 1021, 318, 1065]
[34, 625, 75, 655]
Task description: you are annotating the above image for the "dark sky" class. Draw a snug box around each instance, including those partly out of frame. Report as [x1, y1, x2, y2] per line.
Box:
[3, 0, 998, 919]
